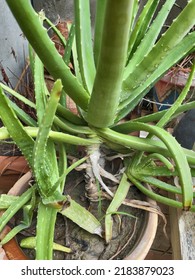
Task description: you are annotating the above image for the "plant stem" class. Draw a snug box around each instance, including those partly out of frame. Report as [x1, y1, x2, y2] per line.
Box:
[36, 203, 57, 260]
[87, 0, 134, 127]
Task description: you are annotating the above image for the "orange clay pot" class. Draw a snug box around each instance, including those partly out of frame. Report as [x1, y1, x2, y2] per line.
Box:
[0, 223, 28, 260]
[0, 170, 31, 260]
[0, 156, 29, 194]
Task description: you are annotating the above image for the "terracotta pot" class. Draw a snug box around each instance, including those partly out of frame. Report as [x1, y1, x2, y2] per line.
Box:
[153, 68, 195, 112]
[0, 171, 32, 260]
[0, 223, 28, 260]
[0, 156, 29, 194]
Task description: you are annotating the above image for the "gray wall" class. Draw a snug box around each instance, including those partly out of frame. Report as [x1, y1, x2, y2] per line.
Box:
[32, 0, 187, 26]
[32, 0, 96, 25]
[32, 0, 188, 38]
[0, 0, 28, 88]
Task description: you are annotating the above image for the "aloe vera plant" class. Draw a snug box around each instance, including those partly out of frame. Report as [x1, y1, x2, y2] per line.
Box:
[0, 0, 195, 259]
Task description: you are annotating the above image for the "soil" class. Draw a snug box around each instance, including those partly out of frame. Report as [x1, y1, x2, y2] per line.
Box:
[14, 169, 146, 260]
[0, 139, 21, 157]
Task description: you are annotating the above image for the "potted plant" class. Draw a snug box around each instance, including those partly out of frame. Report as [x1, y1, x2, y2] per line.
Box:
[0, 0, 195, 260]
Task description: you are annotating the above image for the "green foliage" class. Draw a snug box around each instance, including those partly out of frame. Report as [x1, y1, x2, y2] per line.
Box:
[0, 0, 195, 260]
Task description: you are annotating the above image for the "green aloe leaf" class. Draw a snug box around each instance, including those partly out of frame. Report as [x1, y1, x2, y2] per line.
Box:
[74, 0, 96, 93]
[126, 0, 160, 63]
[124, 0, 195, 89]
[127, 172, 195, 210]
[118, 32, 195, 119]
[8, 100, 37, 127]
[93, 0, 107, 67]
[1, 191, 36, 245]
[105, 173, 131, 243]
[125, 0, 175, 75]
[0, 86, 34, 168]
[33, 80, 62, 198]
[20, 236, 71, 253]
[0, 187, 34, 234]
[0, 195, 19, 210]
[60, 197, 102, 236]
[63, 22, 75, 65]
[0, 126, 100, 147]
[126, 122, 193, 210]
[34, 53, 48, 125]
